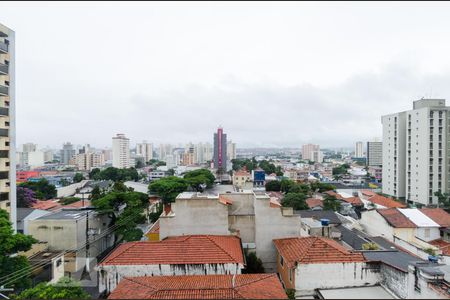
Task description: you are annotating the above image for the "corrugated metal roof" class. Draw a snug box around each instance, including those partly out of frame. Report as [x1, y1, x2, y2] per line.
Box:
[398, 208, 440, 227]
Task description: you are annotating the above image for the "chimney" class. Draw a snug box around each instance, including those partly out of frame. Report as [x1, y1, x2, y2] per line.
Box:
[164, 203, 172, 215]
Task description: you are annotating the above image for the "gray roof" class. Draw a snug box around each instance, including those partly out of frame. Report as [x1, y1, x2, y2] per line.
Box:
[363, 250, 423, 272]
[336, 225, 372, 250]
[318, 285, 395, 299]
[17, 208, 36, 221]
[294, 210, 342, 224]
[37, 209, 91, 220]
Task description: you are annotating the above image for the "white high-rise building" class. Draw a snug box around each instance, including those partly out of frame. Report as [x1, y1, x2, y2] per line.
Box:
[158, 144, 173, 161]
[22, 143, 36, 153]
[367, 141, 382, 166]
[355, 141, 364, 158]
[112, 134, 130, 169]
[382, 99, 450, 206]
[0, 24, 16, 229]
[27, 151, 45, 168]
[136, 141, 153, 163]
[227, 140, 236, 161]
[302, 144, 320, 161]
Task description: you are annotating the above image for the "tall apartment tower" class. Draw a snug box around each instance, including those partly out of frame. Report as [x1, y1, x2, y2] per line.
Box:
[354, 141, 364, 158]
[112, 134, 130, 169]
[382, 99, 450, 206]
[60, 142, 76, 165]
[213, 127, 227, 171]
[367, 141, 383, 166]
[227, 140, 237, 161]
[301, 144, 320, 161]
[136, 141, 153, 163]
[0, 24, 16, 229]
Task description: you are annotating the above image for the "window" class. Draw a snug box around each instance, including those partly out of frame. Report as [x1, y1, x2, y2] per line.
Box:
[280, 256, 284, 267]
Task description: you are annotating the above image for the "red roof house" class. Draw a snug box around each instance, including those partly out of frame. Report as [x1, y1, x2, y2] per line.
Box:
[108, 274, 287, 299]
[98, 235, 245, 294]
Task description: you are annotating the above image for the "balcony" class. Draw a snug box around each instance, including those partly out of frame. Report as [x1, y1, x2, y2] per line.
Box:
[0, 108, 8, 116]
[0, 63, 7, 75]
[0, 129, 8, 137]
[0, 42, 8, 54]
[0, 85, 8, 96]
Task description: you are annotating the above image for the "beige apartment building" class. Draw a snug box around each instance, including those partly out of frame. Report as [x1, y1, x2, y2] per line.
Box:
[0, 23, 16, 229]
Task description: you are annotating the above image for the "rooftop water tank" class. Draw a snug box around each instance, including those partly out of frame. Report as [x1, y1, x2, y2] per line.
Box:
[320, 219, 330, 226]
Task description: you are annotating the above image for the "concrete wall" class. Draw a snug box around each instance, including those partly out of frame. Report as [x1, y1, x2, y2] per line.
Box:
[227, 193, 255, 244]
[379, 263, 408, 299]
[360, 210, 395, 241]
[159, 197, 229, 240]
[56, 180, 88, 198]
[254, 194, 301, 272]
[98, 262, 243, 294]
[416, 227, 440, 242]
[294, 262, 379, 297]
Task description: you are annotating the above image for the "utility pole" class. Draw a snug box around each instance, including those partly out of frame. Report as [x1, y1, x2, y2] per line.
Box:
[80, 208, 91, 281]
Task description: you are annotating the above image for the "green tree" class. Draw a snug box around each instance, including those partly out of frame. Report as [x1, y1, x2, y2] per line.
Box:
[332, 164, 350, 176]
[89, 167, 139, 182]
[286, 288, 296, 300]
[89, 185, 104, 201]
[310, 182, 336, 193]
[148, 177, 188, 204]
[323, 195, 341, 211]
[92, 191, 149, 243]
[280, 179, 295, 193]
[0, 209, 36, 289]
[282, 193, 308, 210]
[19, 179, 57, 200]
[59, 197, 81, 205]
[434, 190, 450, 208]
[265, 180, 281, 192]
[73, 173, 85, 183]
[17, 187, 37, 208]
[135, 160, 145, 169]
[149, 202, 163, 223]
[15, 277, 90, 299]
[88, 168, 101, 180]
[167, 169, 175, 176]
[183, 169, 215, 191]
[242, 251, 265, 274]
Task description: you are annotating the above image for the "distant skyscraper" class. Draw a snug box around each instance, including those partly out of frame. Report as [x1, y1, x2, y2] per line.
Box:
[355, 141, 364, 158]
[214, 127, 227, 171]
[301, 144, 320, 161]
[112, 134, 130, 169]
[136, 141, 153, 163]
[22, 143, 36, 153]
[227, 140, 236, 161]
[367, 141, 382, 166]
[60, 142, 76, 165]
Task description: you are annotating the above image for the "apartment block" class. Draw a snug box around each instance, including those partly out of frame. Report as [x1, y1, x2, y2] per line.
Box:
[0, 24, 15, 229]
[367, 141, 382, 166]
[112, 134, 130, 169]
[354, 141, 364, 158]
[382, 99, 450, 206]
[301, 144, 320, 161]
[136, 141, 153, 163]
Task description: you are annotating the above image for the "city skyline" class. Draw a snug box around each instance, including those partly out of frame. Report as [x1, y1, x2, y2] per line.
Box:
[4, 3, 450, 147]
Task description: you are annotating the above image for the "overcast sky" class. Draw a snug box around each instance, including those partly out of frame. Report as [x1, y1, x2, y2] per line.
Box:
[3, 1, 450, 149]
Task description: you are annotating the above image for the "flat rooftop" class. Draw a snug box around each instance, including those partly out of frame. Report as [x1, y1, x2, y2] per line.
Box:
[318, 285, 395, 299]
[36, 209, 91, 220]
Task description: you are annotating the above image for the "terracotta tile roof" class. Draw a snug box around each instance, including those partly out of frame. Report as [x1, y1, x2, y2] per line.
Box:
[420, 208, 450, 227]
[377, 209, 416, 228]
[342, 196, 363, 206]
[99, 235, 244, 266]
[368, 195, 406, 208]
[235, 170, 251, 177]
[108, 274, 287, 299]
[273, 236, 365, 268]
[306, 198, 323, 208]
[324, 191, 344, 200]
[62, 199, 91, 209]
[267, 192, 283, 200]
[31, 200, 62, 211]
[361, 190, 377, 197]
[429, 239, 450, 256]
[269, 198, 281, 208]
